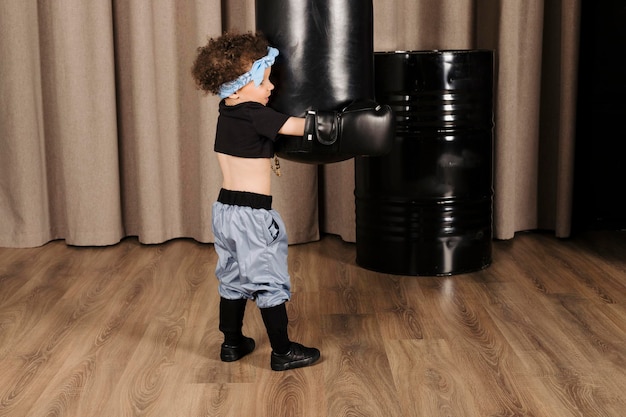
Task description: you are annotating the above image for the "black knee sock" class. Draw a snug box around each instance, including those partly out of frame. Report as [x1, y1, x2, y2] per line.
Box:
[219, 297, 248, 345]
[260, 303, 291, 354]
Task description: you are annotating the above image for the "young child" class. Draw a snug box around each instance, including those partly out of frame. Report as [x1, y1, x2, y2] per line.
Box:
[191, 32, 320, 371]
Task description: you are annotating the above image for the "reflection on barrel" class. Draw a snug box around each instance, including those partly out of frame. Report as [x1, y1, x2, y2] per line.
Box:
[355, 50, 494, 276]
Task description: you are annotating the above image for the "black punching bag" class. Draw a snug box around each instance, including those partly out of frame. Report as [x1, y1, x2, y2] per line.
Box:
[256, 0, 375, 164]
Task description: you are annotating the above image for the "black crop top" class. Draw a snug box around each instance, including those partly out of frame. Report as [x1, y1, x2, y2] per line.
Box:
[215, 100, 291, 158]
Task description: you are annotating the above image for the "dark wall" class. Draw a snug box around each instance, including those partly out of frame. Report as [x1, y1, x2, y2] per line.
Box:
[573, 0, 626, 232]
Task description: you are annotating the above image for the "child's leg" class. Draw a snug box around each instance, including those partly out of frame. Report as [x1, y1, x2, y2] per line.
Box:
[219, 297, 248, 345]
[214, 192, 320, 370]
[219, 297, 255, 362]
[260, 302, 320, 371]
[259, 302, 290, 353]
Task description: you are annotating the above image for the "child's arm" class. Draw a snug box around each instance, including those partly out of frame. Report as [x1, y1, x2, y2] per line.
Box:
[278, 116, 306, 137]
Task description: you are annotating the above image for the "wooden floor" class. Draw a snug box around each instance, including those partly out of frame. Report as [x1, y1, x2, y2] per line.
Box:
[0, 231, 625, 417]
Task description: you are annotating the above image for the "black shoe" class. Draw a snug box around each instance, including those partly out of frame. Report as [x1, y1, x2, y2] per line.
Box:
[220, 337, 255, 362]
[271, 342, 320, 371]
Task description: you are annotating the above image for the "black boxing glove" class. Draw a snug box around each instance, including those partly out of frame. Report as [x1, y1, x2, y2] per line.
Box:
[300, 99, 395, 159]
[336, 99, 395, 156]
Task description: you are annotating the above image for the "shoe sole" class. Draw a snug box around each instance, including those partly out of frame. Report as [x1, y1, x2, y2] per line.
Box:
[221, 352, 246, 362]
[220, 339, 255, 362]
[271, 352, 321, 371]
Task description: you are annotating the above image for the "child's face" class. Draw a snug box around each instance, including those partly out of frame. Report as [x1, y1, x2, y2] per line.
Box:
[235, 67, 275, 106]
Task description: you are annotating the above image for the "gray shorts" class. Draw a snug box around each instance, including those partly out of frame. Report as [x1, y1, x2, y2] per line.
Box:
[212, 189, 291, 308]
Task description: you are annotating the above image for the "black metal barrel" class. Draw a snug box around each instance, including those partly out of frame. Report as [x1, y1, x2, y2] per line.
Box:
[355, 50, 494, 276]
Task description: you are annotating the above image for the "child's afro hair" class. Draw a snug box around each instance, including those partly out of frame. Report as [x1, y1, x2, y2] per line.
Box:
[191, 31, 270, 95]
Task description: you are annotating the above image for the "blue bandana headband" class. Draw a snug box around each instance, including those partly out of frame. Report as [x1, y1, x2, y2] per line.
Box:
[218, 46, 279, 98]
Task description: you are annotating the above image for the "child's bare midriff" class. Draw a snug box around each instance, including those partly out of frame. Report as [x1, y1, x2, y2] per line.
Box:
[217, 152, 273, 195]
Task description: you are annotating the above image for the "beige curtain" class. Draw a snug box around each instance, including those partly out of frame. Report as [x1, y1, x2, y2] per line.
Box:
[0, 0, 579, 248]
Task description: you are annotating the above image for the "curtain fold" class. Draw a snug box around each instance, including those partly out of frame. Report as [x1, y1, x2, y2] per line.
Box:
[1, 1, 47, 246]
[0, 0, 580, 248]
[114, 0, 209, 243]
[491, 0, 547, 239]
[1, 0, 124, 247]
[544, 0, 580, 238]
